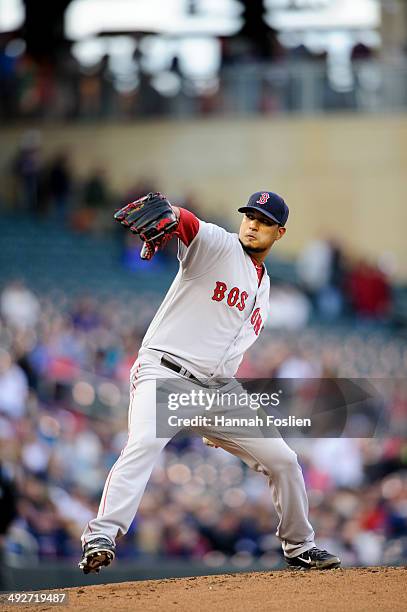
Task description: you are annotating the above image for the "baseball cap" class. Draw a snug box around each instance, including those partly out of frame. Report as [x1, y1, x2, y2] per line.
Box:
[238, 191, 289, 226]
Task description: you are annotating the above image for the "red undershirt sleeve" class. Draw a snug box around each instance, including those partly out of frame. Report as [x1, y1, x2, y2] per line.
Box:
[174, 207, 200, 246]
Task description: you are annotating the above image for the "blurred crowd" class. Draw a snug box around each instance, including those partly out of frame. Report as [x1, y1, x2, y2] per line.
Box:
[0, 33, 380, 122]
[3, 130, 115, 228]
[2, 131, 207, 237]
[0, 281, 406, 569]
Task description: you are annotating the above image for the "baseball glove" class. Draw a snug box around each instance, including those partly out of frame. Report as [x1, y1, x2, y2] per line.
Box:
[114, 192, 179, 260]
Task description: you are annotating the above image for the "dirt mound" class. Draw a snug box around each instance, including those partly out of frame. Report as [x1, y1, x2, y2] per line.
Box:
[3, 567, 407, 612]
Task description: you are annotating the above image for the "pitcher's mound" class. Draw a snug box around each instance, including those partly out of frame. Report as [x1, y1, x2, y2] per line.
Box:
[5, 567, 407, 612]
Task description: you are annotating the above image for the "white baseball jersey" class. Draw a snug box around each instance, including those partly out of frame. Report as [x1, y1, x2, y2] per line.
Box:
[140, 208, 271, 378]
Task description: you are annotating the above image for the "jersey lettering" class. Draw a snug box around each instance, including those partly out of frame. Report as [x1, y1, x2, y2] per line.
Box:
[211, 282, 253, 317]
[211, 281, 245, 311]
[227, 287, 240, 307]
[236, 290, 248, 312]
[250, 308, 263, 335]
[211, 281, 227, 302]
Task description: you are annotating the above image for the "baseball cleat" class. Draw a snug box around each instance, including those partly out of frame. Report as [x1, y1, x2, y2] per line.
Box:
[285, 547, 341, 570]
[78, 537, 116, 574]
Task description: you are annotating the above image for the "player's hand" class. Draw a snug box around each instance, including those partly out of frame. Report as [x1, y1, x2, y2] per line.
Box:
[114, 192, 179, 260]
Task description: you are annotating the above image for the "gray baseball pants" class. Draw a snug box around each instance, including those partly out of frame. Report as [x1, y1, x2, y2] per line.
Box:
[81, 350, 315, 558]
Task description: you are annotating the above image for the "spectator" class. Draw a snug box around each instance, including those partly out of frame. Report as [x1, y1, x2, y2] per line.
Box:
[1, 280, 40, 330]
[346, 259, 391, 319]
[267, 284, 311, 330]
[0, 349, 29, 420]
[11, 130, 43, 213]
[82, 166, 110, 211]
[297, 236, 345, 319]
[46, 151, 74, 221]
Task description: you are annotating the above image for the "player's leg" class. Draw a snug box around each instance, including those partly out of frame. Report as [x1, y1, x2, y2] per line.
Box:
[202, 432, 314, 554]
[79, 367, 170, 573]
[202, 432, 340, 568]
[82, 378, 169, 542]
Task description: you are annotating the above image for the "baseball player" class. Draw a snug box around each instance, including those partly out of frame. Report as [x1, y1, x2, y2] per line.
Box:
[79, 191, 341, 573]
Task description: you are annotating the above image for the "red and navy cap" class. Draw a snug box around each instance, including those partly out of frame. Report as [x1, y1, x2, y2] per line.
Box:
[238, 191, 289, 226]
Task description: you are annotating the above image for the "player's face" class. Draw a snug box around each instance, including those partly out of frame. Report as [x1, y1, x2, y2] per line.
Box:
[239, 210, 286, 257]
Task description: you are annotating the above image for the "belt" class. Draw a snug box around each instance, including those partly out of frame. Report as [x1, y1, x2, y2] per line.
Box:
[160, 355, 202, 384]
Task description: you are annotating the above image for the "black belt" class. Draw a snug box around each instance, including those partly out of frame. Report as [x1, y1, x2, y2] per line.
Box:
[160, 355, 201, 384]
